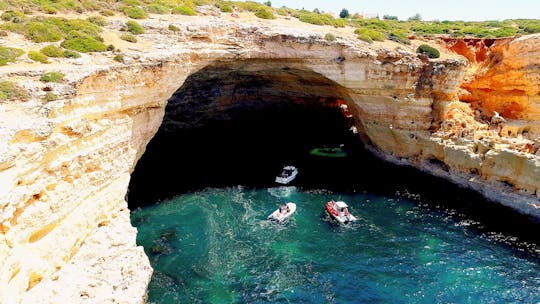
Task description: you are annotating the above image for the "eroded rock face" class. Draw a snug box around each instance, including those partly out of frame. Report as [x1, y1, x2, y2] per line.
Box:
[0, 17, 539, 303]
[460, 35, 540, 131]
[439, 37, 512, 64]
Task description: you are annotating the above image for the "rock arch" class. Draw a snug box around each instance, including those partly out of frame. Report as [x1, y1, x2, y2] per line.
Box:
[4, 28, 539, 303]
[6, 46, 443, 301]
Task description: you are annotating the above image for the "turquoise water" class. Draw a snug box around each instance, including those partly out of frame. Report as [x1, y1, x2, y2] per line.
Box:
[131, 186, 540, 303]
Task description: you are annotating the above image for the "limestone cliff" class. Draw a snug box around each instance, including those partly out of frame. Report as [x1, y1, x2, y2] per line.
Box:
[0, 13, 539, 303]
[460, 35, 540, 132]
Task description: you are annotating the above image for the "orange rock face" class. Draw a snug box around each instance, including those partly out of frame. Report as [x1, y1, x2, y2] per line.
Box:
[440, 38, 510, 64]
[460, 35, 540, 124]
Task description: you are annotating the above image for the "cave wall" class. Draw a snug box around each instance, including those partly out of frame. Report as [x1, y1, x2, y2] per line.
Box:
[1, 19, 540, 303]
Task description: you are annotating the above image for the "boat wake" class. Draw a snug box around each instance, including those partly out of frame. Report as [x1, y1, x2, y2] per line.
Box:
[267, 186, 297, 199]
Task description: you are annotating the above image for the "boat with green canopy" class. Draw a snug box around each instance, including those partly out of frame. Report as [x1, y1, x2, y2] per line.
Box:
[309, 145, 348, 158]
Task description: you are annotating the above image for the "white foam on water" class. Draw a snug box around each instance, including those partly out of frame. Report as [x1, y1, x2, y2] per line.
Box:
[267, 186, 297, 199]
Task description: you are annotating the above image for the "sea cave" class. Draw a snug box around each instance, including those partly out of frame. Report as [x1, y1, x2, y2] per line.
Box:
[127, 60, 540, 303]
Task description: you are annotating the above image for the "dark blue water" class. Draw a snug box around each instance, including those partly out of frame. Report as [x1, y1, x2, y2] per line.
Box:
[131, 186, 540, 303]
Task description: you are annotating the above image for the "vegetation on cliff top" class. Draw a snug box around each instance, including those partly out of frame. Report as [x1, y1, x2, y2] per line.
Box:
[126, 20, 145, 34]
[417, 44, 440, 58]
[0, 0, 538, 60]
[40, 71, 65, 83]
[120, 33, 138, 43]
[0, 0, 536, 38]
[0, 81, 29, 101]
[28, 50, 49, 63]
[0, 45, 24, 65]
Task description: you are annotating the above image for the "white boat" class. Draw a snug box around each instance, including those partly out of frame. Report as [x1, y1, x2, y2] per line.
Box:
[275, 166, 298, 184]
[267, 202, 296, 223]
[325, 200, 357, 223]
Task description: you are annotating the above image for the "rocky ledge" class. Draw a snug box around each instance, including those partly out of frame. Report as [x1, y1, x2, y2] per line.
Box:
[0, 12, 539, 303]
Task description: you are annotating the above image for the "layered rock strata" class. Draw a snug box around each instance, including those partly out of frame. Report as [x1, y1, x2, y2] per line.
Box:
[0, 15, 539, 303]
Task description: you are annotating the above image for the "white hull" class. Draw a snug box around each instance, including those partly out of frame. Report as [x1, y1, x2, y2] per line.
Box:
[275, 166, 298, 184]
[267, 203, 297, 223]
[275, 173, 297, 184]
[325, 201, 357, 224]
[332, 213, 357, 223]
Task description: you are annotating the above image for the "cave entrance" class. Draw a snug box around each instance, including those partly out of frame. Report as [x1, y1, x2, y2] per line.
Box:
[127, 60, 540, 304]
[127, 59, 540, 252]
[128, 61, 364, 207]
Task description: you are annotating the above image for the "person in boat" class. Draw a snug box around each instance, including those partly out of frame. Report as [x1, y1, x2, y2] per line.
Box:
[339, 207, 350, 218]
[279, 203, 288, 214]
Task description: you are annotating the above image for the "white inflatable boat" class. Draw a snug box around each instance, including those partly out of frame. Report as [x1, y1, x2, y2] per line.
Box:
[267, 202, 296, 223]
[325, 200, 357, 224]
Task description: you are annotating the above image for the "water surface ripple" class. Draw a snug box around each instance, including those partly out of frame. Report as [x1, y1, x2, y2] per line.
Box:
[132, 186, 540, 303]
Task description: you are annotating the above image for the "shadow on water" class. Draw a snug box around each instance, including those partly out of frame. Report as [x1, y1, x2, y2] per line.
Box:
[128, 102, 540, 253]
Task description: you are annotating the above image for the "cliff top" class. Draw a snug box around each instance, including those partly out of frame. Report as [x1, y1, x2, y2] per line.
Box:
[0, 3, 469, 105]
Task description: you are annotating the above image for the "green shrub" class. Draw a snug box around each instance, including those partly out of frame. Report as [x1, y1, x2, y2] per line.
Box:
[383, 15, 398, 20]
[145, 3, 169, 14]
[61, 31, 108, 52]
[42, 5, 57, 14]
[126, 20, 144, 34]
[357, 33, 373, 43]
[2, 17, 103, 43]
[408, 13, 422, 21]
[107, 44, 115, 51]
[235, 1, 265, 12]
[220, 3, 233, 13]
[411, 22, 450, 35]
[1, 21, 25, 34]
[518, 20, 540, 34]
[28, 51, 50, 63]
[122, 0, 142, 6]
[25, 21, 63, 42]
[168, 24, 180, 32]
[120, 33, 137, 43]
[100, 9, 115, 17]
[55, 19, 103, 40]
[324, 33, 336, 42]
[354, 28, 385, 42]
[296, 11, 345, 27]
[491, 27, 518, 37]
[1, 10, 26, 23]
[87, 16, 108, 26]
[194, 0, 211, 5]
[40, 45, 64, 57]
[388, 30, 411, 44]
[417, 44, 440, 58]
[113, 54, 124, 62]
[43, 92, 58, 102]
[122, 6, 148, 19]
[0, 81, 29, 101]
[40, 71, 65, 83]
[172, 5, 196, 16]
[80, 0, 101, 10]
[29, 18, 103, 42]
[339, 8, 349, 19]
[276, 8, 289, 16]
[254, 7, 274, 19]
[0, 46, 24, 65]
[63, 50, 81, 58]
